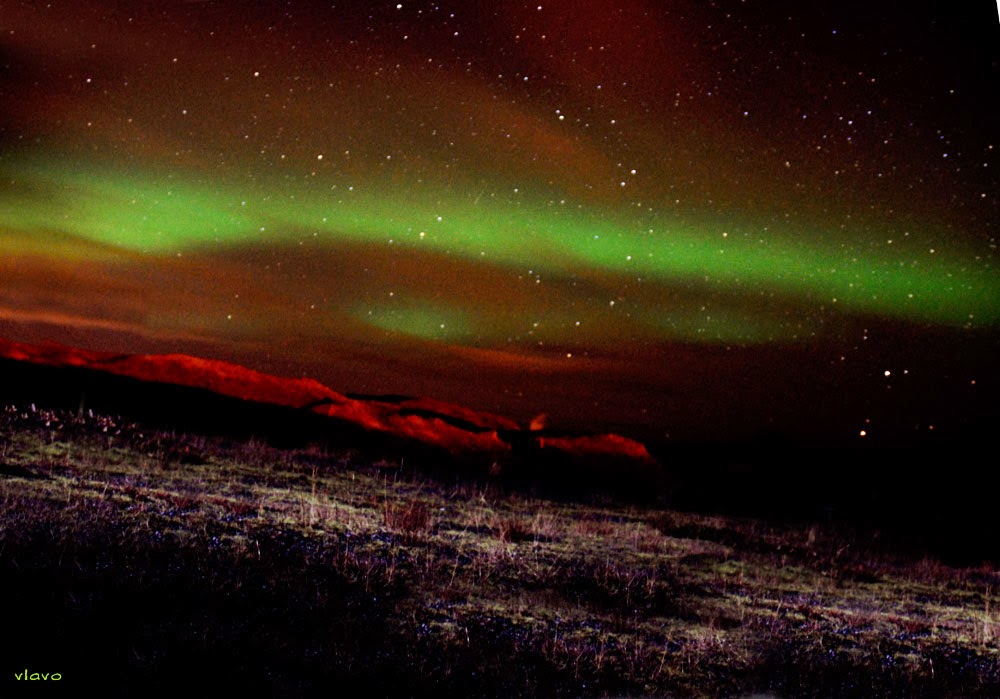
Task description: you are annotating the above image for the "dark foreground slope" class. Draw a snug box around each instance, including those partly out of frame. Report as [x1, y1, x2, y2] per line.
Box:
[653, 437, 1000, 567]
[1, 406, 998, 698]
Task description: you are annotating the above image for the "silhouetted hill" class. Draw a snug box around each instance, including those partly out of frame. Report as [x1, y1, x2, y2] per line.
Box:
[0, 337, 659, 496]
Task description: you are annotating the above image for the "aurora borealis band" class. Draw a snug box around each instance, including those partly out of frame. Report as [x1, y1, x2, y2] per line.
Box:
[1, 1, 998, 445]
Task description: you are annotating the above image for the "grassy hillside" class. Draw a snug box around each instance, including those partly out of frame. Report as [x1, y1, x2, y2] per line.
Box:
[1, 404, 997, 697]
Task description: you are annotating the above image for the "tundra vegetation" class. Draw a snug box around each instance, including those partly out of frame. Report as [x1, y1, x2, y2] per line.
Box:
[1, 404, 997, 697]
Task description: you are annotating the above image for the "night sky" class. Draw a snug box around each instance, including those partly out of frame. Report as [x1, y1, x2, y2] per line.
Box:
[2, 1, 997, 447]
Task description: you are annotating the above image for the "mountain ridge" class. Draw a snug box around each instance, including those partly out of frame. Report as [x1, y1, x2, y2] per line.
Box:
[0, 336, 654, 466]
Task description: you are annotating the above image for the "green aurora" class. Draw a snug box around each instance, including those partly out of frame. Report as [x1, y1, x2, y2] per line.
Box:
[3, 150, 996, 348]
[1, 0, 997, 442]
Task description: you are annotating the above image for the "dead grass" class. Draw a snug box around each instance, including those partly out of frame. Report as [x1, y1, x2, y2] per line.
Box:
[1, 404, 997, 697]
[384, 498, 433, 535]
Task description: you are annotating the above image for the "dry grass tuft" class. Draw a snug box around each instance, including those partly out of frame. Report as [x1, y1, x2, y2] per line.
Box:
[384, 499, 432, 534]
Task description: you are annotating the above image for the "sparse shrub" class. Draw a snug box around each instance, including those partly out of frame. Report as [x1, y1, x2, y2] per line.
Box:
[163, 443, 206, 465]
[496, 515, 535, 543]
[209, 495, 259, 518]
[384, 499, 431, 534]
[229, 499, 259, 518]
[571, 512, 624, 538]
[495, 512, 562, 543]
[162, 492, 199, 511]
